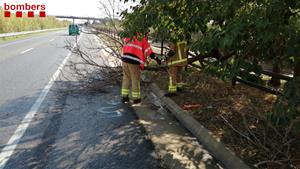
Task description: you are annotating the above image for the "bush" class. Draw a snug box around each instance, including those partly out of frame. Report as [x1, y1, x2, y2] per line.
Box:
[0, 8, 69, 33]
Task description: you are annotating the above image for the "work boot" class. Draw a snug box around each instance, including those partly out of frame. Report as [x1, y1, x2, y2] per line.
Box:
[133, 99, 141, 104]
[164, 93, 177, 97]
[132, 99, 142, 107]
[122, 96, 129, 103]
[177, 87, 183, 92]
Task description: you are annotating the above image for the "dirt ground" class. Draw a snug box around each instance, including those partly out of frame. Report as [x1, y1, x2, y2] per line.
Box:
[145, 67, 300, 169]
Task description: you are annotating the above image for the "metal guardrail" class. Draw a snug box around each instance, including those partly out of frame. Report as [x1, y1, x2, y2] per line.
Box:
[54, 15, 103, 21]
[161, 44, 293, 95]
[0, 28, 65, 38]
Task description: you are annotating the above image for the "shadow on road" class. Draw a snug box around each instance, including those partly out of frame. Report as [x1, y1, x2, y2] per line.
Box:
[1, 81, 161, 169]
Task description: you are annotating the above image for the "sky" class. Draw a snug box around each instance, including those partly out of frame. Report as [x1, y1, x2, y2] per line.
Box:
[1, 0, 137, 18]
[46, 0, 103, 17]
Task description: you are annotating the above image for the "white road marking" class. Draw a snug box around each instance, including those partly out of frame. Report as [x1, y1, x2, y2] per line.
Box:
[20, 48, 34, 54]
[49, 38, 55, 42]
[0, 35, 81, 169]
[0, 30, 65, 48]
[0, 36, 43, 48]
[116, 110, 122, 116]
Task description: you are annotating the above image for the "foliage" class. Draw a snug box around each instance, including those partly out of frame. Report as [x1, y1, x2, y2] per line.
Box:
[271, 78, 300, 129]
[120, 0, 300, 129]
[0, 8, 69, 33]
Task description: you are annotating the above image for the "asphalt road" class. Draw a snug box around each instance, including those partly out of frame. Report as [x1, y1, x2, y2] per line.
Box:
[0, 30, 72, 148]
[0, 29, 160, 169]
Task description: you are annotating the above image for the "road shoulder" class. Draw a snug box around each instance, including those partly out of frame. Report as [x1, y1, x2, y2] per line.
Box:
[135, 83, 252, 169]
[132, 85, 222, 169]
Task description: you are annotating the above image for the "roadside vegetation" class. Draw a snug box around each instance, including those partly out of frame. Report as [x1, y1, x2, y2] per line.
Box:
[0, 7, 69, 33]
[119, 0, 300, 168]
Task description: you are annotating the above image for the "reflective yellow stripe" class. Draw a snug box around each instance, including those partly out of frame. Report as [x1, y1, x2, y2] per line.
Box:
[177, 84, 183, 88]
[168, 87, 177, 90]
[169, 77, 177, 93]
[177, 41, 187, 52]
[169, 76, 173, 86]
[132, 91, 141, 98]
[168, 58, 187, 66]
[177, 41, 187, 45]
[132, 92, 140, 95]
[168, 86, 177, 90]
[168, 86, 177, 93]
[168, 41, 187, 66]
[121, 88, 129, 96]
[178, 44, 182, 60]
[177, 83, 186, 88]
[138, 82, 140, 91]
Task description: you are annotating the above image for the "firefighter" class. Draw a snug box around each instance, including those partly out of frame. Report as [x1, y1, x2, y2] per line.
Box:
[165, 40, 188, 96]
[121, 33, 158, 104]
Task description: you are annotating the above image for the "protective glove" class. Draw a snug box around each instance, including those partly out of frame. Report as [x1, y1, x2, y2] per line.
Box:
[150, 53, 156, 59]
[155, 57, 161, 65]
[167, 50, 176, 58]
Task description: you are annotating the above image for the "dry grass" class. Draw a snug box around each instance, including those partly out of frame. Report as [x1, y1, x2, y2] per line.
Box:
[146, 68, 300, 169]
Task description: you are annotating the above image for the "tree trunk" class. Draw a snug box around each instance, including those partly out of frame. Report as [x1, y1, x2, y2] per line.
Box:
[294, 60, 300, 78]
[161, 39, 164, 57]
[269, 63, 281, 87]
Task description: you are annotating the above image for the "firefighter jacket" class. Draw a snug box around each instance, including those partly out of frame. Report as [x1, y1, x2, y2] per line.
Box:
[167, 41, 188, 67]
[122, 36, 153, 70]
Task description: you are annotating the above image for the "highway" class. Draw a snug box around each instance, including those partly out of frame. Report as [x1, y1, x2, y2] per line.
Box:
[0, 30, 160, 169]
[0, 30, 72, 148]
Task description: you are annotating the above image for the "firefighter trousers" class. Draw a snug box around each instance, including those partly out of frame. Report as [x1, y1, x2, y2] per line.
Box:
[168, 66, 185, 93]
[121, 62, 141, 100]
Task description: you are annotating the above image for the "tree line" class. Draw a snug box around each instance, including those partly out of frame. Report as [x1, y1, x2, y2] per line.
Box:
[0, 8, 69, 33]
